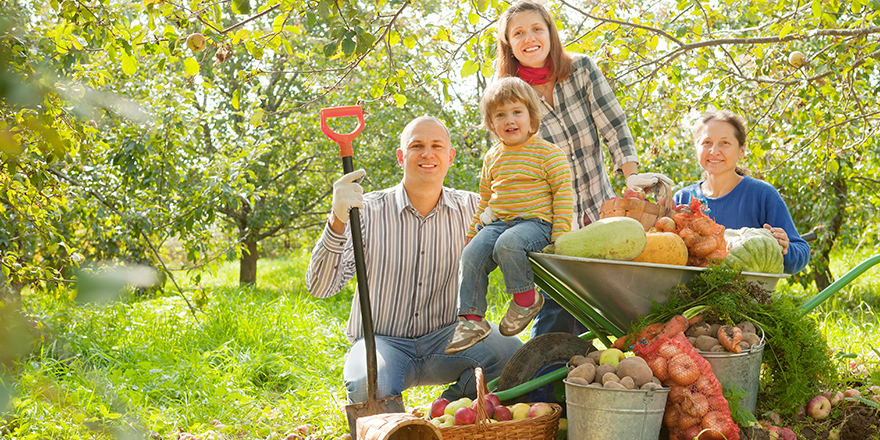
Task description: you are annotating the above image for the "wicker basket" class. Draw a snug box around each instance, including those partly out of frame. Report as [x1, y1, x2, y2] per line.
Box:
[438, 367, 562, 440]
[599, 180, 675, 231]
[357, 412, 442, 440]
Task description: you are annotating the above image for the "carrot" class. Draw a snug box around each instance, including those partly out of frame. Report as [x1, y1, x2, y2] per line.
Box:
[614, 322, 665, 351]
[718, 325, 743, 354]
[687, 314, 703, 327]
[657, 315, 689, 339]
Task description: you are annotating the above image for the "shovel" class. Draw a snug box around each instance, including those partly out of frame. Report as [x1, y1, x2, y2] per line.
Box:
[320, 106, 406, 436]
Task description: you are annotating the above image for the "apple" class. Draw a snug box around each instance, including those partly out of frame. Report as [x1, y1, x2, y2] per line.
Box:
[438, 415, 455, 428]
[471, 396, 495, 418]
[527, 402, 553, 418]
[623, 188, 646, 201]
[767, 425, 782, 440]
[510, 402, 530, 420]
[806, 395, 831, 419]
[430, 397, 450, 418]
[493, 405, 512, 421]
[454, 406, 477, 425]
[823, 390, 843, 406]
[186, 33, 207, 53]
[654, 216, 677, 232]
[599, 348, 626, 368]
[844, 388, 861, 399]
[780, 427, 796, 440]
[444, 397, 472, 416]
[485, 393, 502, 409]
[788, 50, 806, 68]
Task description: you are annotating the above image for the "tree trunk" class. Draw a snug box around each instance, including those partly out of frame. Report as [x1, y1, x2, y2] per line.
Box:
[239, 232, 258, 285]
[811, 176, 847, 291]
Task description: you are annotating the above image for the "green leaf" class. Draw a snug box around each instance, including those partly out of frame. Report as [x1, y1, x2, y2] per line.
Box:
[461, 60, 479, 77]
[779, 24, 794, 39]
[323, 41, 337, 57]
[341, 37, 356, 56]
[811, 0, 822, 18]
[388, 30, 400, 46]
[370, 85, 383, 99]
[392, 94, 407, 108]
[183, 57, 200, 77]
[231, 89, 240, 110]
[480, 63, 493, 78]
[272, 14, 285, 34]
[121, 51, 138, 76]
[403, 35, 416, 49]
[249, 109, 264, 126]
[468, 10, 479, 26]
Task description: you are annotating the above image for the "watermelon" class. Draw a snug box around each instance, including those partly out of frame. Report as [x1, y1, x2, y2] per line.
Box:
[723, 228, 784, 274]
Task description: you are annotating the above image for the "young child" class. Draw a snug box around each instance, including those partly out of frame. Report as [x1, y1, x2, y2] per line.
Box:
[445, 77, 574, 354]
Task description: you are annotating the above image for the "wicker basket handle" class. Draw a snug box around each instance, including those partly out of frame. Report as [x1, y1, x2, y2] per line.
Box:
[474, 367, 490, 432]
[645, 180, 675, 216]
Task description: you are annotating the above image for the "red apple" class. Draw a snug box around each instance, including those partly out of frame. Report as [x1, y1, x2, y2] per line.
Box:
[823, 390, 843, 406]
[780, 427, 796, 440]
[654, 216, 677, 232]
[454, 406, 477, 425]
[806, 395, 831, 419]
[527, 402, 553, 418]
[845, 388, 861, 399]
[485, 393, 502, 409]
[430, 397, 450, 418]
[471, 396, 495, 418]
[623, 188, 646, 201]
[493, 405, 512, 421]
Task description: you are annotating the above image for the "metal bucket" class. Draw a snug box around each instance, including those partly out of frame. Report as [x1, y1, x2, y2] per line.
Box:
[698, 329, 765, 414]
[564, 380, 668, 440]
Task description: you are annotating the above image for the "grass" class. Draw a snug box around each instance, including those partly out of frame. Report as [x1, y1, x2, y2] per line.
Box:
[1, 247, 878, 439]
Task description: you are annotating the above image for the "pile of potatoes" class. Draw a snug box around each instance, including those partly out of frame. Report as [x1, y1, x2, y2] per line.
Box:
[686, 320, 762, 353]
[566, 350, 663, 390]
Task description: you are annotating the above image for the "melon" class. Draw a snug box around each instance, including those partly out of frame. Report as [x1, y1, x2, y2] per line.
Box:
[632, 232, 688, 266]
[723, 227, 784, 273]
[555, 217, 647, 261]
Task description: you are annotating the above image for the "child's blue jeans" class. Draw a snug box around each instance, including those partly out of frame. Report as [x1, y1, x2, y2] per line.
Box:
[457, 218, 551, 316]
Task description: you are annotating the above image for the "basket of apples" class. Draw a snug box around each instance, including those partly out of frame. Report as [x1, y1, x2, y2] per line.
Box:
[426, 367, 562, 440]
[599, 180, 675, 231]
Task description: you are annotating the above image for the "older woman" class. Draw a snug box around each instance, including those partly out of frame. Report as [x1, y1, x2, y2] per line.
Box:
[673, 110, 809, 274]
[494, 0, 670, 335]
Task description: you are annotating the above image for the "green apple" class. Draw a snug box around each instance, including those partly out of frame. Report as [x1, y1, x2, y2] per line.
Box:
[510, 402, 530, 420]
[186, 33, 207, 53]
[599, 348, 626, 368]
[444, 397, 472, 416]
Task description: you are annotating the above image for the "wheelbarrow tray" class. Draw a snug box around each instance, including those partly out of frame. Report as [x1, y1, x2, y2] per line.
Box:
[529, 253, 788, 340]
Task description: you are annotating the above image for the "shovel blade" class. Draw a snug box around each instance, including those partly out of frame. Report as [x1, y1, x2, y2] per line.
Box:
[345, 394, 406, 436]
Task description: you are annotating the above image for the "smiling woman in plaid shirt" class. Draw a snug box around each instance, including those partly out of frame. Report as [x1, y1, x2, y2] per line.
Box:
[494, 0, 672, 336]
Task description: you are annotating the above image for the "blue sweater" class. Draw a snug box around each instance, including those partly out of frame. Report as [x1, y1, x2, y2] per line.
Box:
[673, 176, 810, 274]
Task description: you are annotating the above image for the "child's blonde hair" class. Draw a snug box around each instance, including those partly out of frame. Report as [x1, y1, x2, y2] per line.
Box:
[479, 77, 543, 138]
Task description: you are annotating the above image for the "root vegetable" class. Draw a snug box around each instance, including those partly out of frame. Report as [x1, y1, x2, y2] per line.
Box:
[694, 335, 720, 352]
[601, 372, 621, 385]
[604, 380, 626, 389]
[647, 356, 669, 381]
[569, 355, 589, 367]
[668, 353, 700, 386]
[742, 332, 762, 347]
[568, 363, 596, 383]
[566, 377, 589, 386]
[710, 345, 726, 352]
[681, 391, 710, 418]
[737, 321, 757, 334]
[686, 321, 712, 337]
[595, 363, 615, 380]
[718, 325, 743, 354]
[690, 235, 718, 257]
[616, 356, 653, 387]
[619, 376, 636, 389]
[658, 315, 689, 339]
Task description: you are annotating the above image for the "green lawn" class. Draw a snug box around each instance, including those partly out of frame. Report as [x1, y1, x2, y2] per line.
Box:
[1, 248, 878, 439]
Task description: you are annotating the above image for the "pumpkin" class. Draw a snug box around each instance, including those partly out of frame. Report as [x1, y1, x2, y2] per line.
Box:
[722, 227, 784, 274]
[555, 217, 647, 261]
[632, 232, 688, 266]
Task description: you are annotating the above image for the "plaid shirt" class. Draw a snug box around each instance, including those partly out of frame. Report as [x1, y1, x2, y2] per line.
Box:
[537, 54, 639, 227]
[306, 183, 478, 343]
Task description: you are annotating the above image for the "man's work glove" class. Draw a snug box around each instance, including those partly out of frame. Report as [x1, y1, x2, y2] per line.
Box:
[626, 172, 673, 191]
[332, 169, 366, 223]
[480, 206, 498, 226]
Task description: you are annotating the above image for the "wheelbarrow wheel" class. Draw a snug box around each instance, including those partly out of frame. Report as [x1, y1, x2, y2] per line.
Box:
[496, 332, 594, 405]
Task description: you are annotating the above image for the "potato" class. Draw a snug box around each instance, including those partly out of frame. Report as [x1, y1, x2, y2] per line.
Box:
[742, 332, 762, 347]
[589, 382, 603, 388]
[641, 382, 659, 390]
[694, 335, 720, 352]
[738, 341, 751, 351]
[595, 363, 616, 379]
[587, 350, 603, 365]
[568, 363, 596, 384]
[708, 323, 721, 337]
[687, 336, 697, 345]
[604, 381, 627, 389]
[569, 355, 589, 367]
[616, 356, 653, 387]
[652, 377, 662, 385]
[737, 321, 757, 335]
[567, 377, 590, 386]
[710, 345, 726, 352]
[620, 376, 636, 389]
[686, 321, 712, 337]
[602, 372, 621, 385]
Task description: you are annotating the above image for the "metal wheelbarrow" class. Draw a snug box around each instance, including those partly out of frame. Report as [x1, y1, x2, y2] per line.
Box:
[488, 252, 880, 402]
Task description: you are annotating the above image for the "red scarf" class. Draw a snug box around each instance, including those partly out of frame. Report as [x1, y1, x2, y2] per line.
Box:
[516, 58, 553, 85]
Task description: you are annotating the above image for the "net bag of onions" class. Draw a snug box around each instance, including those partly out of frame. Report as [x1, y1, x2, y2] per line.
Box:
[672, 198, 728, 267]
[634, 332, 740, 440]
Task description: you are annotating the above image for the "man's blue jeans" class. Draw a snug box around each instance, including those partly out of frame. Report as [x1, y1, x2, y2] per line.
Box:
[343, 321, 523, 403]
[456, 218, 551, 317]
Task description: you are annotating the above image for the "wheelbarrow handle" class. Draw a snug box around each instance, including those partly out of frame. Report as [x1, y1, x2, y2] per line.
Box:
[320, 106, 366, 159]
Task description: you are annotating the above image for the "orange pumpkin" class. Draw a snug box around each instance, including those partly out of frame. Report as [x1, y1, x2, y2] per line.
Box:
[632, 232, 688, 266]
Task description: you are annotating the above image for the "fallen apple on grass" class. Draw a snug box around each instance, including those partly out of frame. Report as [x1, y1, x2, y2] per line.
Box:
[823, 390, 843, 406]
[806, 395, 831, 419]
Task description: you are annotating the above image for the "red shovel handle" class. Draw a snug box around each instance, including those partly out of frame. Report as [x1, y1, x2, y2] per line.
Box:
[320, 106, 365, 158]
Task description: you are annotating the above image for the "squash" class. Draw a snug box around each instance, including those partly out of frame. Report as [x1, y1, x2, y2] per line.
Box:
[722, 227, 784, 274]
[632, 232, 688, 266]
[555, 216, 647, 261]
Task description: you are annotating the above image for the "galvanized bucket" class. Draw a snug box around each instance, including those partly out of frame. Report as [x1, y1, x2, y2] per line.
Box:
[698, 328, 765, 414]
[563, 380, 668, 440]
